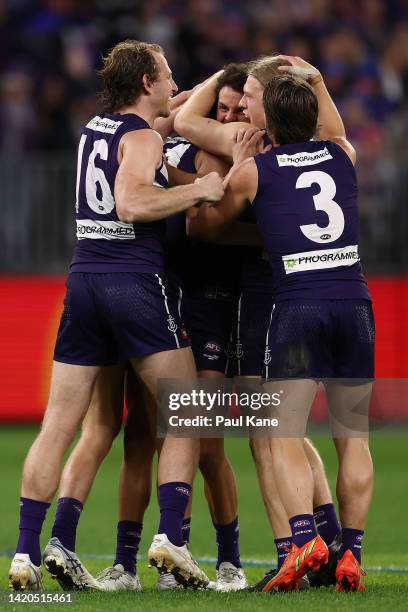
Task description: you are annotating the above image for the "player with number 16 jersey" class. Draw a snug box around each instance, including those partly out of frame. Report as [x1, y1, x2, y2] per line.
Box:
[54, 111, 189, 366]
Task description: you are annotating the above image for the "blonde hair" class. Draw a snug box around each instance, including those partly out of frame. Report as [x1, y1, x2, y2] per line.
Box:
[247, 55, 288, 88]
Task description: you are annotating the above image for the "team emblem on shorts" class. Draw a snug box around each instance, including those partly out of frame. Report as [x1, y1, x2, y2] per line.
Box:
[264, 348, 271, 365]
[167, 315, 178, 333]
[235, 343, 244, 358]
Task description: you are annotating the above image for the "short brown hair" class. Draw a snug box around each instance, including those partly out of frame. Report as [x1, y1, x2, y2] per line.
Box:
[263, 75, 318, 144]
[98, 40, 163, 113]
[215, 63, 248, 96]
[247, 55, 289, 88]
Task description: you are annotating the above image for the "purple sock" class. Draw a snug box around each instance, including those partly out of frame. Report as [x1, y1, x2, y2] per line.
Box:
[16, 497, 50, 566]
[313, 503, 341, 546]
[214, 517, 241, 569]
[114, 521, 142, 575]
[158, 482, 191, 546]
[340, 528, 364, 563]
[289, 514, 317, 548]
[51, 497, 83, 552]
[274, 537, 292, 570]
[182, 517, 191, 545]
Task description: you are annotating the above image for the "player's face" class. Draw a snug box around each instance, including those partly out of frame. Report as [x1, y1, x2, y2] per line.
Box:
[151, 53, 178, 117]
[240, 76, 265, 128]
[216, 86, 248, 123]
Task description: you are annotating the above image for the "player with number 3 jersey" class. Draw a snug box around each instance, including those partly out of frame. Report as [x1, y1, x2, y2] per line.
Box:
[190, 69, 374, 594]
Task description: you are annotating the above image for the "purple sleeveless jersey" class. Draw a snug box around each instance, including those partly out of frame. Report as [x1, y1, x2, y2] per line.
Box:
[70, 113, 168, 273]
[252, 140, 371, 301]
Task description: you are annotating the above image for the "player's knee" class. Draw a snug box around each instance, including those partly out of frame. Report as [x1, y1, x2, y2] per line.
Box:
[199, 442, 227, 473]
[81, 425, 118, 460]
[249, 437, 270, 464]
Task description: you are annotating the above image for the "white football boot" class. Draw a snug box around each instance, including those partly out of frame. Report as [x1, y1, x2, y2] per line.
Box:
[43, 537, 98, 590]
[207, 562, 248, 592]
[9, 553, 43, 591]
[148, 533, 209, 589]
[95, 564, 142, 592]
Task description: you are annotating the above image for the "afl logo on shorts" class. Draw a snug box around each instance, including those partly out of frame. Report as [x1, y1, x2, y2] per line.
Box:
[167, 315, 178, 333]
[320, 234, 331, 240]
[204, 341, 221, 353]
[264, 348, 271, 365]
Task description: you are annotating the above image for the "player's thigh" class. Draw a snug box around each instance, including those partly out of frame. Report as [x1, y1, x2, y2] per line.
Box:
[131, 346, 197, 396]
[82, 363, 125, 435]
[326, 380, 372, 438]
[43, 361, 100, 434]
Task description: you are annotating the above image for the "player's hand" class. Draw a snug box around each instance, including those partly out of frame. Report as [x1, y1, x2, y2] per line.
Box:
[194, 172, 225, 203]
[232, 127, 272, 165]
[275, 55, 322, 85]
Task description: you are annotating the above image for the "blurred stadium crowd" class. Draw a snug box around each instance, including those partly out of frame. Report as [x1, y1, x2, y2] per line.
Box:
[1, 0, 408, 271]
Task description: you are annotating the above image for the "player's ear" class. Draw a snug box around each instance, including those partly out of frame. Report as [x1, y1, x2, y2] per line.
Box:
[142, 74, 154, 95]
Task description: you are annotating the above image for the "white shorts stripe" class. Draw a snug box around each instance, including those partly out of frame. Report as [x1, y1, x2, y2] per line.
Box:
[155, 274, 180, 349]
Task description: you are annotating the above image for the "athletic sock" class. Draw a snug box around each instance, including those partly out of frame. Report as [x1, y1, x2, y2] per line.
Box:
[274, 537, 292, 570]
[114, 520, 142, 575]
[214, 517, 241, 569]
[339, 528, 364, 563]
[289, 514, 317, 548]
[51, 497, 83, 552]
[16, 497, 50, 566]
[158, 482, 191, 547]
[182, 517, 191, 545]
[313, 503, 341, 546]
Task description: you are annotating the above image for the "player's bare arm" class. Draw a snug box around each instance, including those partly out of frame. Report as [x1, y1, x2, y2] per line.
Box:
[276, 55, 356, 164]
[174, 71, 250, 159]
[188, 158, 258, 240]
[115, 129, 224, 222]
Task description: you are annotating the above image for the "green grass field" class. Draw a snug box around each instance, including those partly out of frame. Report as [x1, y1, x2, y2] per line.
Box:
[1, 426, 407, 610]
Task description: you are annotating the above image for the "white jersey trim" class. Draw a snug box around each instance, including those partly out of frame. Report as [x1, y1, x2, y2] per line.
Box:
[77, 219, 135, 240]
[276, 146, 333, 167]
[86, 116, 123, 134]
[282, 244, 359, 274]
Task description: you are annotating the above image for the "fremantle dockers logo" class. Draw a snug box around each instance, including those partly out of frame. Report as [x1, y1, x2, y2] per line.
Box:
[167, 315, 178, 333]
[235, 343, 244, 359]
[264, 348, 271, 365]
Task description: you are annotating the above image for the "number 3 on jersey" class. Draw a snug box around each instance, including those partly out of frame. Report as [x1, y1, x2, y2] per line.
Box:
[75, 135, 115, 215]
[297, 170, 344, 244]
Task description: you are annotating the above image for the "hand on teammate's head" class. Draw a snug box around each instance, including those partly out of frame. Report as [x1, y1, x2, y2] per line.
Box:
[275, 55, 321, 84]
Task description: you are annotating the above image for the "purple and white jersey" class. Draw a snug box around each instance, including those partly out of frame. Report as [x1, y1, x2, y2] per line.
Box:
[70, 113, 168, 273]
[252, 140, 370, 301]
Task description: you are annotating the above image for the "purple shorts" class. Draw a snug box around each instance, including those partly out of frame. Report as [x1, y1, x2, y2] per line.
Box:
[54, 272, 190, 366]
[229, 290, 275, 377]
[181, 287, 235, 374]
[263, 299, 375, 380]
